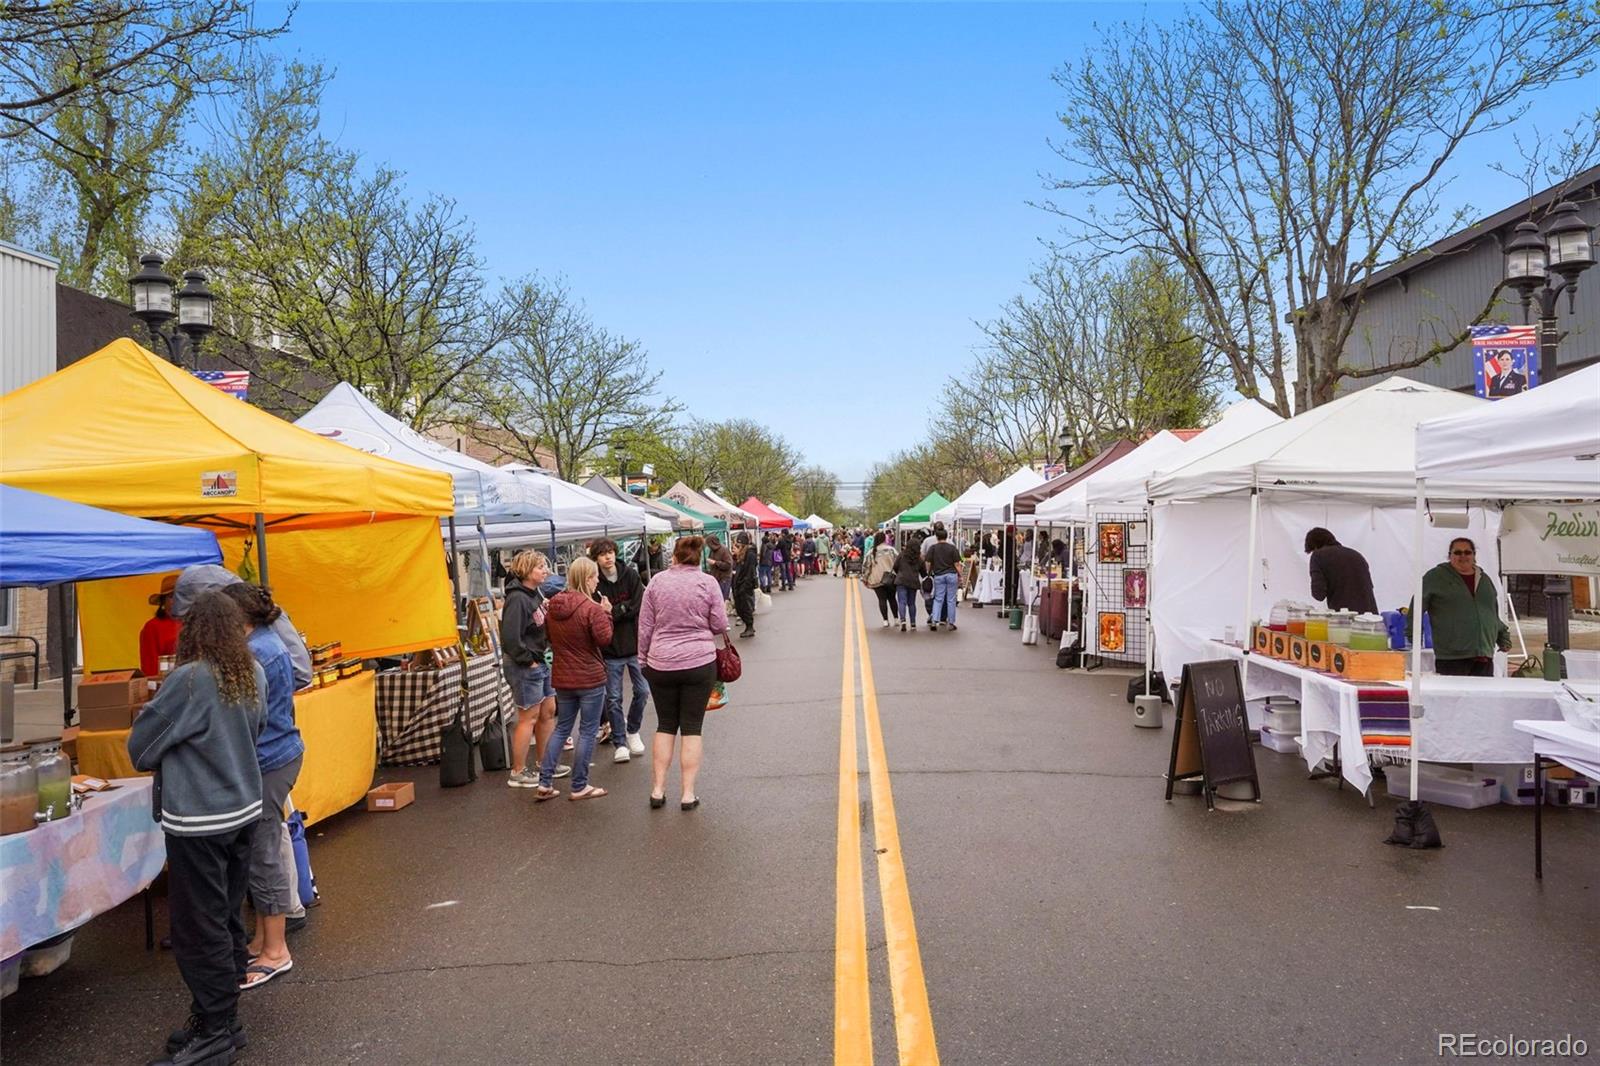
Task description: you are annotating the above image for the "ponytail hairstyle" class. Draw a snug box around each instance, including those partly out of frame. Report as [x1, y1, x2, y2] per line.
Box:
[219, 582, 283, 629]
[175, 591, 259, 706]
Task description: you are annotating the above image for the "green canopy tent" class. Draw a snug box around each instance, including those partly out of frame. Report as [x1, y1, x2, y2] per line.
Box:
[656, 496, 726, 536]
[895, 491, 952, 529]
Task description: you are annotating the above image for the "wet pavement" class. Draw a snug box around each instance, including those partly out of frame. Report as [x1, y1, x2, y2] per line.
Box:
[3, 575, 1596, 1064]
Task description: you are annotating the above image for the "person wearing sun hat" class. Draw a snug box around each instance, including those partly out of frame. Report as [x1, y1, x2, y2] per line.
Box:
[140, 573, 184, 677]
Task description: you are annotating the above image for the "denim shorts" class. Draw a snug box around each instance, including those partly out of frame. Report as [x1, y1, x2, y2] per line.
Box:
[505, 661, 554, 707]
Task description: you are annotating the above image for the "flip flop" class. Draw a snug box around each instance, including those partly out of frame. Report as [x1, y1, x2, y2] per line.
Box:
[533, 785, 561, 801]
[239, 959, 292, 990]
[568, 785, 608, 801]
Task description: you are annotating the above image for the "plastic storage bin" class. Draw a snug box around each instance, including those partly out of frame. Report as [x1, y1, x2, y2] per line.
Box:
[1474, 762, 1540, 806]
[1263, 704, 1302, 734]
[1258, 726, 1301, 754]
[1385, 764, 1499, 808]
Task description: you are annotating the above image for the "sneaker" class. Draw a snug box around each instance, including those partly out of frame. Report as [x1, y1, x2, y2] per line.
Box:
[165, 1015, 245, 1055]
[900, 621, 907, 632]
[946, 623, 958, 632]
[627, 732, 645, 755]
[612, 746, 631, 764]
[552, 764, 572, 779]
[158, 1022, 240, 1063]
[910, 622, 917, 630]
[929, 622, 940, 632]
[564, 736, 575, 751]
[740, 626, 755, 639]
[882, 619, 891, 629]
[506, 767, 538, 788]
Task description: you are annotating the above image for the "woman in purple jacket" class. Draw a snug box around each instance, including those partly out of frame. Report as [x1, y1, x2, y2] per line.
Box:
[638, 535, 729, 810]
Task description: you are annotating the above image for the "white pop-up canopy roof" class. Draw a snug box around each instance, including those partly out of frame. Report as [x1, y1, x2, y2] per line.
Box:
[768, 502, 810, 528]
[1037, 432, 1191, 524]
[484, 465, 671, 548]
[978, 466, 1046, 525]
[1148, 378, 1484, 502]
[1416, 363, 1600, 500]
[930, 480, 991, 526]
[804, 513, 834, 530]
[1086, 400, 1285, 510]
[296, 383, 552, 521]
[700, 487, 761, 527]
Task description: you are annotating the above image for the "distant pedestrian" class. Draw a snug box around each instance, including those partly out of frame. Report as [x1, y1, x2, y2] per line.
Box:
[639, 535, 729, 810]
[590, 539, 650, 763]
[926, 526, 962, 631]
[864, 533, 900, 628]
[536, 557, 615, 801]
[706, 535, 734, 602]
[892, 540, 926, 631]
[1304, 527, 1379, 615]
[757, 532, 775, 593]
[777, 528, 796, 590]
[732, 532, 758, 638]
[128, 591, 264, 1065]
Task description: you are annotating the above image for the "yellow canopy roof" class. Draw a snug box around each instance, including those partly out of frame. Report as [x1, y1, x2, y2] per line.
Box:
[0, 339, 452, 528]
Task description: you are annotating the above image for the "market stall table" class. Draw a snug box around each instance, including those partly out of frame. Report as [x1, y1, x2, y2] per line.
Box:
[974, 566, 1005, 606]
[375, 655, 513, 766]
[1513, 719, 1600, 879]
[76, 671, 376, 827]
[1, 777, 165, 959]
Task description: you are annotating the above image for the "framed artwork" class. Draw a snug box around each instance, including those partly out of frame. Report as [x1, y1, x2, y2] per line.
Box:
[1098, 611, 1126, 654]
[1097, 522, 1126, 563]
[1123, 568, 1148, 609]
[1126, 520, 1148, 548]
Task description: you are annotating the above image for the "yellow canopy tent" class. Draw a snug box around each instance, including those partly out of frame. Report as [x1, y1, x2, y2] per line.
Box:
[0, 339, 457, 668]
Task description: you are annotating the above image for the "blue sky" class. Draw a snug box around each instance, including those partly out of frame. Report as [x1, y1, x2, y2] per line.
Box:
[266, 2, 1596, 499]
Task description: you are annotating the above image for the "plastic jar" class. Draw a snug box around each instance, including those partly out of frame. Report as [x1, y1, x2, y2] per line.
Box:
[1328, 611, 1355, 645]
[1350, 614, 1389, 651]
[28, 739, 73, 823]
[1305, 610, 1331, 642]
[1269, 602, 1289, 632]
[0, 744, 39, 835]
[1286, 604, 1308, 636]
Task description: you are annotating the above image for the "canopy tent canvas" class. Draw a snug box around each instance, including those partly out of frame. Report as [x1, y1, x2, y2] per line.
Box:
[581, 475, 699, 530]
[1085, 400, 1285, 510]
[662, 482, 744, 528]
[895, 492, 953, 527]
[1013, 441, 1140, 520]
[930, 480, 991, 526]
[0, 340, 458, 670]
[767, 502, 809, 529]
[739, 497, 794, 528]
[476, 470, 671, 549]
[977, 466, 1047, 526]
[701, 488, 760, 528]
[0, 485, 222, 588]
[1037, 433, 1193, 525]
[803, 514, 834, 530]
[1147, 378, 1497, 689]
[655, 496, 726, 535]
[295, 383, 551, 521]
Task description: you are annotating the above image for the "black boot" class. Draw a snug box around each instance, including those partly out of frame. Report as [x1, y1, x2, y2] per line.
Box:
[739, 625, 755, 639]
[165, 1014, 246, 1055]
[151, 1021, 239, 1065]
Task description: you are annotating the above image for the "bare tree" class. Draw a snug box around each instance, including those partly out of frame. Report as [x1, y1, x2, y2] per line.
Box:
[1051, 0, 1600, 411]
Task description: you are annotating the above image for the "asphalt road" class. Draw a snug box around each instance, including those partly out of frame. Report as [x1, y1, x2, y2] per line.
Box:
[4, 574, 1597, 1065]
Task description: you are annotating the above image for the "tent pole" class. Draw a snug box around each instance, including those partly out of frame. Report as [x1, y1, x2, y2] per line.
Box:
[447, 516, 463, 623]
[254, 513, 269, 588]
[61, 584, 76, 729]
[1410, 479, 1427, 804]
[1241, 486, 1260, 650]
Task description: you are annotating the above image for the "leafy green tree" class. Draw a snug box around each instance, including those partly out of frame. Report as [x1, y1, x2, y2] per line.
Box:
[793, 465, 842, 521]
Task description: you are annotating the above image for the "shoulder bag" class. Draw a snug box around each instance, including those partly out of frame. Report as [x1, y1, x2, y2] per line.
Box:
[715, 636, 742, 684]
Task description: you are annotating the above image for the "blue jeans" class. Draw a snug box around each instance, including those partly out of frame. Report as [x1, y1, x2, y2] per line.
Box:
[896, 586, 918, 624]
[780, 558, 795, 589]
[757, 563, 772, 592]
[540, 684, 606, 791]
[932, 572, 959, 625]
[604, 655, 650, 742]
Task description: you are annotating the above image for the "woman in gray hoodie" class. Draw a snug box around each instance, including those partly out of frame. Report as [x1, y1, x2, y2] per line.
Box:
[128, 591, 265, 1066]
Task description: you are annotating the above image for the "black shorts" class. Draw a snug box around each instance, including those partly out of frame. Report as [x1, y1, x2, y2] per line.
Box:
[643, 661, 718, 737]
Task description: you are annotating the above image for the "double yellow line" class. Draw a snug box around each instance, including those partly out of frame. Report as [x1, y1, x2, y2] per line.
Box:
[835, 580, 940, 1066]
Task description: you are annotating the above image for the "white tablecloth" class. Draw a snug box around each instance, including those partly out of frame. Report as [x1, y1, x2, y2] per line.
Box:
[974, 570, 1005, 605]
[1512, 719, 1600, 780]
[1202, 643, 1594, 796]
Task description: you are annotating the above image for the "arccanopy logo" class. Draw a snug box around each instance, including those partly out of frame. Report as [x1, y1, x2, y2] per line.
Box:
[1437, 1033, 1588, 1057]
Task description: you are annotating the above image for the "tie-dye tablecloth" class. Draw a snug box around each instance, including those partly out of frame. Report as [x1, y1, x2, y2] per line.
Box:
[1, 777, 166, 959]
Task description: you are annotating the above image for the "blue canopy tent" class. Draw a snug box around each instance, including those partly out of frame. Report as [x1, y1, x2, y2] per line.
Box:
[0, 484, 223, 727]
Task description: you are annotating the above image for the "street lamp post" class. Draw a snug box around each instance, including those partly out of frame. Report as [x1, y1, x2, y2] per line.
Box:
[127, 252, 215, 368]
[1501, 200, 1596, 654]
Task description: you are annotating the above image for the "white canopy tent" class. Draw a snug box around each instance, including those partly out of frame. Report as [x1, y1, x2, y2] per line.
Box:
[768, 502, 810, 529]
[930, 480, 990, 526]
[1146, 378, 1497, 688]
[1035, 432, 1191, 525]
[1404, 364, 1600, 801]
[804, 513, 834, 531]
[1085, 401, 1285, 510]
[486, 465, 671, 548]
[700, 487, 761, 528]
[979, 466, 1046, 526]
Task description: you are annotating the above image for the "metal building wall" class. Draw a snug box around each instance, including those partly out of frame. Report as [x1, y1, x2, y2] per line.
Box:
[1336, 199, 1600, 394]
[0, 241, 60, 394]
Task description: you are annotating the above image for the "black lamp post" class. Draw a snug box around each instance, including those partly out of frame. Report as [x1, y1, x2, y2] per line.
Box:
[1501, 200, 1596, 654]
[128, 252, 215, 368]
[1056, 428, 1074, 470]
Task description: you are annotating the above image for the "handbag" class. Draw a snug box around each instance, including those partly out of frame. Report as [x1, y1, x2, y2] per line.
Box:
[715, 638, 742, 683]
[478, 706, 509, 772]
[439, 696, 478, 787]
[920, 575, 934, 595]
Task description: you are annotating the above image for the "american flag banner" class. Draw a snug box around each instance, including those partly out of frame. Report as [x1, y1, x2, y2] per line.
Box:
[191, 369, 251, 400]
[1469, 323, 1538, 399]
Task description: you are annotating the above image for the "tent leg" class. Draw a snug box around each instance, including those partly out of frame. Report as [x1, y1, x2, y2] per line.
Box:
[1241, 488, 1260, 648]
[254, 513, 270, 588]
[1410, 480, 1427, 804]
[61, 584, 76, 729]
[447, 516, 463, 623]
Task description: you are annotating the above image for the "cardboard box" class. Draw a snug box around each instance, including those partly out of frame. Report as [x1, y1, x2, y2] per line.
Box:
[1328, 648, 1406, 681]
[365, 781, 414, 812]
[1252, 625, 1272, 654]
[78, 701, 139, 732]
[1305, 641, 1337, 672]
[78, 671, 147, 710]
[1267, 631, 1292, 660]
[1289, 635, 1311, 666]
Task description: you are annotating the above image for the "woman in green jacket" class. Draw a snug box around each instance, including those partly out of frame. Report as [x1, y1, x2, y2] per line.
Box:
[1419, 537, 1510, 677]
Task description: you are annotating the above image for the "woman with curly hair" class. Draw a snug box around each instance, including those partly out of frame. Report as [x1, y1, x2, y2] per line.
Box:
[128, 590, 266, 1065]
[220, 583, 305, 992]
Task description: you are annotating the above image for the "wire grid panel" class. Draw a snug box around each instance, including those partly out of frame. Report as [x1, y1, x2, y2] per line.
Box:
[1088, 511, 1148, 667]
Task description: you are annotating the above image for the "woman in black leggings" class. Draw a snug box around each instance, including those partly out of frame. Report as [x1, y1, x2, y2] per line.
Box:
[865, 533, 900, 627]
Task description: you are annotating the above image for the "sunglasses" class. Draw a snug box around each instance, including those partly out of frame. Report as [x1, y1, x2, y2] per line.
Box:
[1450, 549, 1475, 556]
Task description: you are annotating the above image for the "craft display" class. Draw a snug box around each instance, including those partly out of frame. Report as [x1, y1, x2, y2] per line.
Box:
[1097, 522, 1126, 563]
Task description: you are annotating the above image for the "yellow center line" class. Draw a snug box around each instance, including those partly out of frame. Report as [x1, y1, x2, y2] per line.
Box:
[852, 581, 941, 1066]
[835, 577, 873, 1066]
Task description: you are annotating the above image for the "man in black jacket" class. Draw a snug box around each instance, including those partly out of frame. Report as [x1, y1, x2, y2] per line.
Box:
[733, 532, 759, 638]
[1305, 527, 1378, 614]
[590, 539, 649, 760]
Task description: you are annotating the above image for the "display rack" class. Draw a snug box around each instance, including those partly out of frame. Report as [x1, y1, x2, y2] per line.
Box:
[1087, 511, 1147, 670]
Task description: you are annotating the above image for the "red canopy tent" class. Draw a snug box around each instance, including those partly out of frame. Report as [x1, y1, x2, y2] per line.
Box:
[738, 497, 793, 528]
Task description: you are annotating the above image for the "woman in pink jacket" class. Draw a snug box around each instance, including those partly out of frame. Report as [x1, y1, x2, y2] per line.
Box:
[638, 536, 729, 810]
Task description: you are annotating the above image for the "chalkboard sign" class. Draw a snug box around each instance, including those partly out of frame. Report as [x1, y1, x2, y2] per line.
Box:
[1164, 659, 1261, 809]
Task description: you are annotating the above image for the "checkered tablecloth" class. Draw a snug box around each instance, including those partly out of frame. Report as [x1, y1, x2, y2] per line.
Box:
[375, 655, 514, 766]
